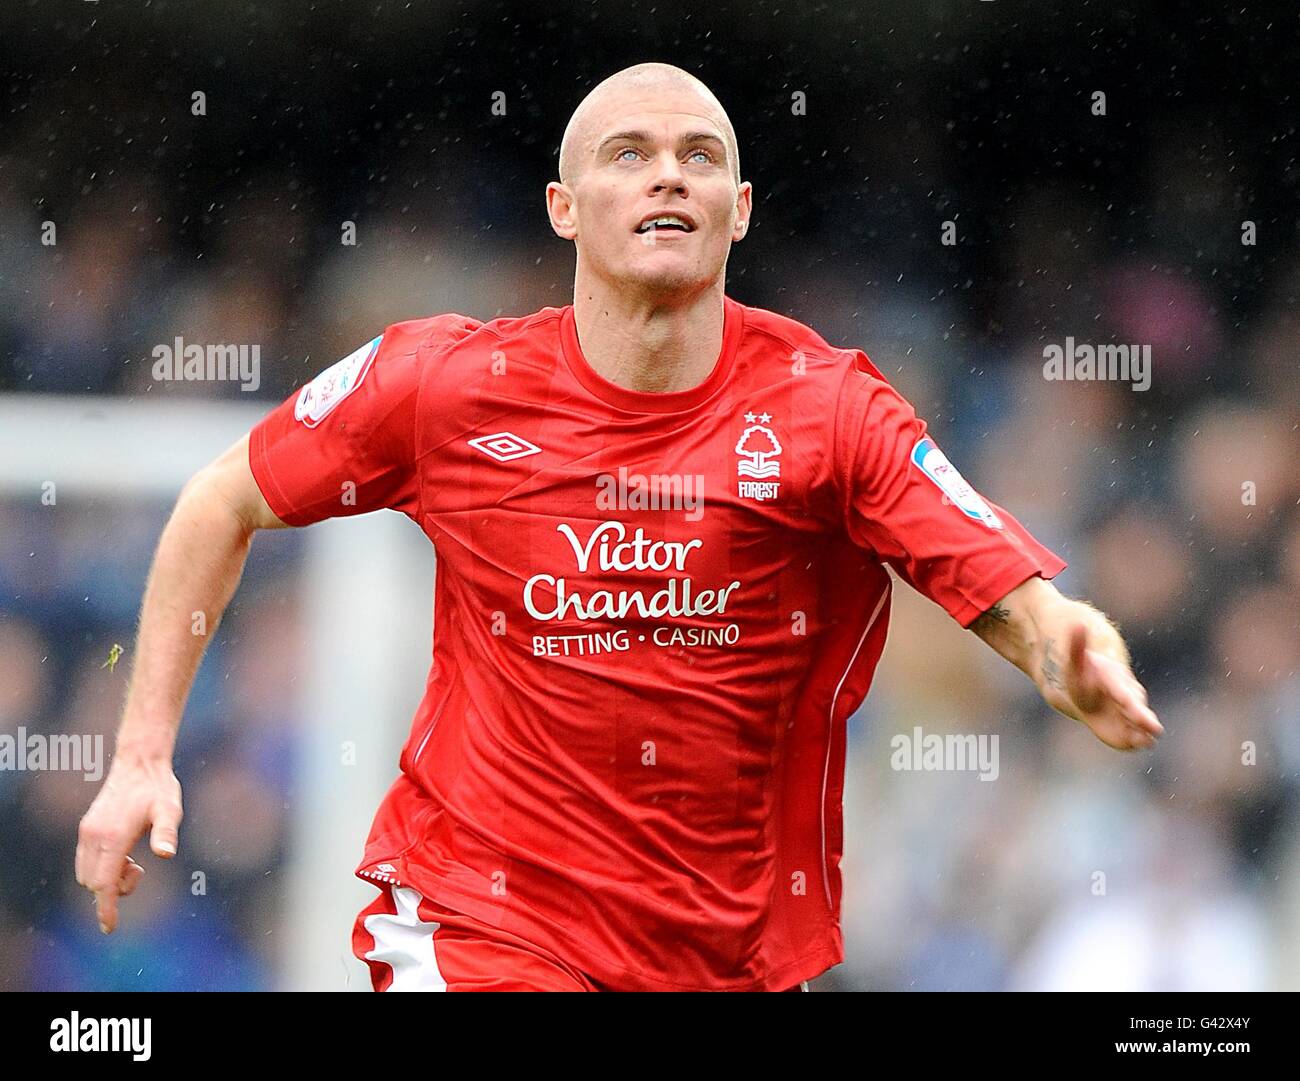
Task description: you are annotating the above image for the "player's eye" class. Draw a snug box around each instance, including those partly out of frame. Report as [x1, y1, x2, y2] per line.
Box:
[687, 148, 715, 164]
[616, 148, 641, 162]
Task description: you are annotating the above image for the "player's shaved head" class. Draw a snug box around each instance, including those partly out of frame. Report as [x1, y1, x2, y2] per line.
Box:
[546, 61, 752, 299]
[558, 63, 741, 187]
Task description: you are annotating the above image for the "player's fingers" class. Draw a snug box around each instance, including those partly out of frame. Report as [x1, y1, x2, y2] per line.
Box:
[94, 849, 148, 931]
[1091, 661, 1159, 735]
[1090, 698, 1156, 751]
[1122, 707, 1159, 749]
[1067, 623, 1089, 672]
[74, 825, 91, 887]
[1129, 683, 1163, 734]
[1064, 624, 1102, 707]
[1130, 728, 1158, 750]
[1134, 703, 1162, 735]
[94, 882, 121, 934]
[118, 857, 145, 898]
[75, 814, 109, 888]
[1108, 723, 1154, 752]
[1115, 682, 1162, 735]
[85, 831, 132, 916]
[149, 795, 181, 858]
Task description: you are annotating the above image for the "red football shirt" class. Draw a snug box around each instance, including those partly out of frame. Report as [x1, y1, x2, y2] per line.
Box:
[249, 295, 1067, 991]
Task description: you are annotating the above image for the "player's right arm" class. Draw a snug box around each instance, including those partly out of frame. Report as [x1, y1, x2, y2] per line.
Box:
[75, 433, 289, 935]
[76, 317, 476, 936]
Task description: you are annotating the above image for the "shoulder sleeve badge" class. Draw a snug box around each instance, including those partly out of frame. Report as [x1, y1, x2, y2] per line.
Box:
[910, 436, 1004, 530]
[294, 335, 383, 428]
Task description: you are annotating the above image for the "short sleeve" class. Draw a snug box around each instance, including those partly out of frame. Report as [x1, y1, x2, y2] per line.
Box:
[248, 315, 478, 527]
[832, 349, 1068, 627]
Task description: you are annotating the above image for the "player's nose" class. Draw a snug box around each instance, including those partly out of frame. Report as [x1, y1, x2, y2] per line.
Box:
[647, 150, 688, 196]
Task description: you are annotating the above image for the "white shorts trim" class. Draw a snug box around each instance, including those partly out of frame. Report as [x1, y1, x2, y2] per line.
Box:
[363, 885, 448, 991]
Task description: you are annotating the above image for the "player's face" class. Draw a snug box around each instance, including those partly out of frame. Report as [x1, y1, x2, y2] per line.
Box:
[551, 90, 752, 297]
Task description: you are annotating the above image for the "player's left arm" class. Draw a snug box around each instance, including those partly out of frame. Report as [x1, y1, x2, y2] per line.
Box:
[969, 574, 1163, 751]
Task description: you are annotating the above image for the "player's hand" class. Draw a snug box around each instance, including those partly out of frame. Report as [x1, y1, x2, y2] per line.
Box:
[1058, 623, 1164, 751]
[75, 751, 183, 934]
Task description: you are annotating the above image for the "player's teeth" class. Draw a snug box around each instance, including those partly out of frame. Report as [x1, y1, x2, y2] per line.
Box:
[641, 217, 689, 231]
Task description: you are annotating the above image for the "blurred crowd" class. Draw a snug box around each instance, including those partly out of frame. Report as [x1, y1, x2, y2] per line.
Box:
[0, 500, 304, 990]
[0, 4, 1296, 990]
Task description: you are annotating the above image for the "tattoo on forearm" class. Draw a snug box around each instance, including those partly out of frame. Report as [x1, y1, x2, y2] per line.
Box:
[971, 603, 1011, 637]
[1041, 636, 1064, 690]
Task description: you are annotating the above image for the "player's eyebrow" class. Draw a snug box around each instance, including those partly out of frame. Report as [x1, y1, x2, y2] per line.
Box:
[596, 129, 728, 158]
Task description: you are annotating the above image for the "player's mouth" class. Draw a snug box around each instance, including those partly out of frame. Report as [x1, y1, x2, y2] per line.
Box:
[635, 212, 696, 235]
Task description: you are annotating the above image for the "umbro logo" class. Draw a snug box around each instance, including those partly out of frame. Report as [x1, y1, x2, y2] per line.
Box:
[468, 431, 542, 462]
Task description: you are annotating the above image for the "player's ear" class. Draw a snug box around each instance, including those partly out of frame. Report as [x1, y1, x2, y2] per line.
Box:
[732, 180, 753, 242]
[546, 181, 578, 241]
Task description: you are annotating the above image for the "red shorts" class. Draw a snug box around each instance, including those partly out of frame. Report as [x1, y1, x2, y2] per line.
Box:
[352, 883, 810, 992]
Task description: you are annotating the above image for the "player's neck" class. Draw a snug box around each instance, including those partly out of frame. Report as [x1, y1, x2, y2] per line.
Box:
[571, 280, 725, 395]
